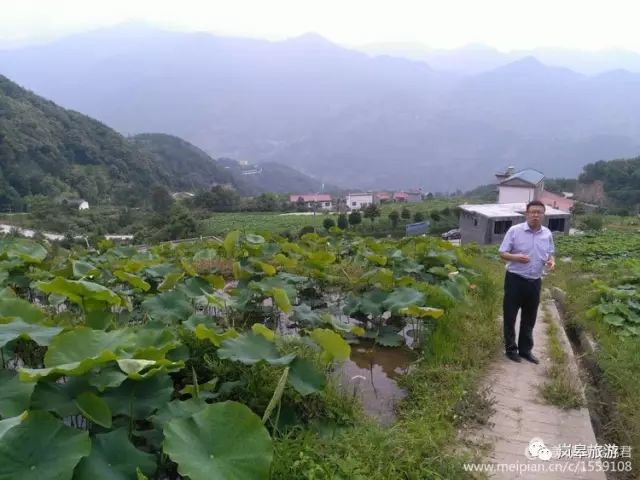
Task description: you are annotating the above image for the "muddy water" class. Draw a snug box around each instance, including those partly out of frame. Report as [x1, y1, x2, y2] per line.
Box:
[338, 344, 417, 426]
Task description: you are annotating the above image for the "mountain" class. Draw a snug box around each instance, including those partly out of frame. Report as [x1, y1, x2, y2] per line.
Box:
[133, 133, 335, 195]
[131, 133, 235, 190]
[0, 74, 171, 210]
[3, 25, 640, 191]
[217, 159, 338, 195]
[362, 42, 640, 75]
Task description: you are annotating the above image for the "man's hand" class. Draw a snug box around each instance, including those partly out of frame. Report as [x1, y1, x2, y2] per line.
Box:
[545, 258, 556, 271]
[513, 254, 530, 264]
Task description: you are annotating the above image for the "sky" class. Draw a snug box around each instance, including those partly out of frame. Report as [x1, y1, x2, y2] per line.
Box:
[3, 0, 640, 52]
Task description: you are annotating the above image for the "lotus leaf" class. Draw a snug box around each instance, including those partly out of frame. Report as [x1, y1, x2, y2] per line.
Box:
[0, 318, 62, 348]
[218, 332, 296, 365]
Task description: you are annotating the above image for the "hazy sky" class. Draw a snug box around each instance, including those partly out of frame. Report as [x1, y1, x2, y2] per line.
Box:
[3, 0, 640, 51]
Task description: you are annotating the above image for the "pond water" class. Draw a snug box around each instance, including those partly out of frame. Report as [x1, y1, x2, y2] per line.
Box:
[337, 343, 417, 426]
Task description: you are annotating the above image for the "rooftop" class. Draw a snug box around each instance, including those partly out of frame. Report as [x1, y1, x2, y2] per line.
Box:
[500, 168, 545, 186]
[459, 203, 569, 218]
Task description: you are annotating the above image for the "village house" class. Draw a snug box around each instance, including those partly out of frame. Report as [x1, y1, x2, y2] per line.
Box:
[457, 167, 572, 245]
[346, 192, 375, 210]
[458, 203, 570, 245]
[289, 194, 333, 210]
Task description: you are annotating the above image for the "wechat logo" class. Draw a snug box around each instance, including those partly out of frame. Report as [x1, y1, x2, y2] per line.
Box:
[526, 437, 553, 461]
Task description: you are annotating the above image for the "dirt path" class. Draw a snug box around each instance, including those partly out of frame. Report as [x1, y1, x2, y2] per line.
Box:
[468, 296, 608, 479]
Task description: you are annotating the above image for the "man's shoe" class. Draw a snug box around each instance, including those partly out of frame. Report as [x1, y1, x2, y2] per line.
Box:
[506, 351, 522, 363]
[519, 352, 539, 364]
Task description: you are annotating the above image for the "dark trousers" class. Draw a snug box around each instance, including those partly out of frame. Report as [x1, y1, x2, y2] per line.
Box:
[503, 271, 541, 354]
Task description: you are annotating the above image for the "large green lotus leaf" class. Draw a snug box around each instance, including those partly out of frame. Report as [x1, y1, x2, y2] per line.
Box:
[84, 307, 115, 328]
[245, 234, 265, 245]
[75, 391, 112, 428]
[0, 297, 45, 323]
[163, 401, 273, 480]
[0, 410, 90, 480]
[124, 327, 179, 360]
[193, 248, 218, 262]
[0, 238, 47, 264]
[177, 277, 213, 299]
[306, 251, 336, 268]
[30, 376, 90, 417]
[158, 272, 184, 292]
[151, 398, 208, 430]
[366, 254, 387, 266]
[142, 291, 193, 324]
[44, 327, 135, 367]
[310, 329, 350, 363]
[74, 428, 157, 480]
[113, 270, 151, 292]
[218, 333, 296, 365]
[103, 375, 173, 419]
[383, 287, 425, 313]
[0, 370, 36, 417]
[375, 331, 405, 347]
[399, 305, 444, 318]
[88, 367, 128, 392]
[0, 318, 62, 348]
[359, 268, 394, 289]
[143, 263, 179, 279]
[343, 290, 387, 317]
[20, 351, 117, 381]
[251, 323, 275, 342]
[0, 412, 26, 440]
[291, 304, 322, 327]
[223, 230, 241, 257]
[36, 277, 121, 307]
[195, 324, 239, 347]
[72, 260, 98, 279]
[270, 287, 291, 313]
[288, 357, 326, 396]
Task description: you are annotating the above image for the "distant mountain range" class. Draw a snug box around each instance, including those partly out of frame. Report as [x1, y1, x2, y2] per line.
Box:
[2, 24, 640, 191]
[360, 42, 640, 76]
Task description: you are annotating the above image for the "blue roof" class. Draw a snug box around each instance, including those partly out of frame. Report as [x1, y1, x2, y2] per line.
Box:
[502, 169, 544, 186]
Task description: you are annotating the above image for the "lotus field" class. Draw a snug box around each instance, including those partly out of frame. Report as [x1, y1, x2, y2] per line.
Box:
[0, 231, 478, 479]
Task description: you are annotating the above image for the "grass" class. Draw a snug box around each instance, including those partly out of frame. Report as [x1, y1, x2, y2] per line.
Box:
[270, 255, 503, 479]
[552, 261, 640, 475]
[539, 305, 584, 409]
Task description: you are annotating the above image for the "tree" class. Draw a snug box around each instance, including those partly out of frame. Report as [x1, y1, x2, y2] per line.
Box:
[337, 213, 349, 230]
[401, 207, 411, 220]
[413, 211, 425, 222]
[323, 217, 336, 230]
[363, 204, 381, 228]
[194, 186, 240, 211]
[388, 210, 400, 229]
[348, 210, 362, 228]
[581, 214, 603, 231]
[151, 186, 173, 214]
[430, 211, 441, 222]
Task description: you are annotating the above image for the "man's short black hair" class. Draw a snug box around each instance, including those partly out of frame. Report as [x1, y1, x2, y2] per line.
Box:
[526, 200, 546, 211]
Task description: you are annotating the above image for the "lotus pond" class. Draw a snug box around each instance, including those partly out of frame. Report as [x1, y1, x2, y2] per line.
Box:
[0, 230, 483, 479]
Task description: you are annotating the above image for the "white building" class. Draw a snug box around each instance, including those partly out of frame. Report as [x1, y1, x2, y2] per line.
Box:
[346, 192, 375, 210]
[496, 167, 545, 204]
[78, 201, 90, 210]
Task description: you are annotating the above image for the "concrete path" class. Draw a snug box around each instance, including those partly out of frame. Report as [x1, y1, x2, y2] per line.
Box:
[471, 297, 607, 480]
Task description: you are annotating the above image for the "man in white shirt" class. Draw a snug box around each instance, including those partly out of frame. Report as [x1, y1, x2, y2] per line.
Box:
[498, 200, 556, 364]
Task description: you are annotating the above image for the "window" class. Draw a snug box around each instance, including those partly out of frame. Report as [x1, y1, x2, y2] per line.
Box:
[493, 220, 512, 235]
[473, 218, 478, 227]
[548, 218, 565, 232]
[325, 202, 330, 207]
[351, 201, 357, 206]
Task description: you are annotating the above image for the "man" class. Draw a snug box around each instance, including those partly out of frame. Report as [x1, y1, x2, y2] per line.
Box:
[498, 200, 556, 364]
